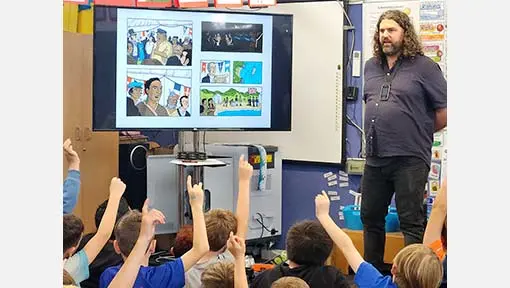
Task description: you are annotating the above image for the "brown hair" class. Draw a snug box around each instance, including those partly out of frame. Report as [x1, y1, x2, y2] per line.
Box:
[114, 210, 142, 257]
[372, 10, 423, 59]
[393, 244, 443, 288]
[63, 269, 76, 285]
[173, 225, 193, 257]
[201, 262, 234, 288]
[286, 220, 333, 266]
[63, 214, 84, 253]
[205, 209, 237, 252]
[271, 276, 310, 288]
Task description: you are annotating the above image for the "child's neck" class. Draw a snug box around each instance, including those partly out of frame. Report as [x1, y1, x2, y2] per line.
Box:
[197, 250, 222, 264]
[122, 254, 149, 267]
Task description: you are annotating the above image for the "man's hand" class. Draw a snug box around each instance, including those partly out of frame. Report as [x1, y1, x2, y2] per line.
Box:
[140, 199, 166, 242]
[315, 191, 331, 219]
[63, 138, 80, 170]
[227, 232, 246, 260]
[109, 177, 126, 200]
[187, 175, 204, 208]
[238, 154, 253, 182]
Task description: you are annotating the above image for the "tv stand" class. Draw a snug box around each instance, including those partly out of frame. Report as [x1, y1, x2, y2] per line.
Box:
[172, 130, 226, 226]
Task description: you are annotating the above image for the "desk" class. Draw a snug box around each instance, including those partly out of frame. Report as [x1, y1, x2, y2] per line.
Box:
[329, 229, 405, 275]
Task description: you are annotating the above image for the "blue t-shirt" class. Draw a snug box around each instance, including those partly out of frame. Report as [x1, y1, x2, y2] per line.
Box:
[99, 257, 185, 288]
[355, 262, 397, 288]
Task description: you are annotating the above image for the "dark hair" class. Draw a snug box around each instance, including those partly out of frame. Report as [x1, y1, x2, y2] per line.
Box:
[372, 10, 423, 60]
[179, 96, 189, 106]
[95, 197, 130, 240]
[205, 209, 237, 251]
[63, 214, 84, 253]
[114, 210, 143, 257]
[286, 220, 333, 266]
[173, 225, 193, 257]
[144, 77, 161, 95]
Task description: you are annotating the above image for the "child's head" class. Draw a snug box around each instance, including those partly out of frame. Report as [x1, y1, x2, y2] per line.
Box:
[172, 225, 193, 257]
[271, 276, 310, 288]
[285, 220, 333, 266]
[205, 209, 238, 252]
[63, 214, 84, 258]
[95, 197, 130, 235]
[391, 244, 443, 288]
[114, 210, 156, 258]
[201, 262, 234, 288]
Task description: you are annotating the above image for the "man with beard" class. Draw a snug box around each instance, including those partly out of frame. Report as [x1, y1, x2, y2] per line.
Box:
[360, 10, 447, 274]
[137, 78, 169, 116]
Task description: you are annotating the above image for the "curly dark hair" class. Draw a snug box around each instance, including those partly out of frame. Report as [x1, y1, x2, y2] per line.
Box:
[373, 10, 423, 59]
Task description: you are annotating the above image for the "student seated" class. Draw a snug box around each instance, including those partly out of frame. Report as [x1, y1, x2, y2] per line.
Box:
[314, 191, 443, 288]
[99, 176, 210, 288]
[423, 179, 447, 288]
[271, 277, 310, 288]
[250, 220, 350, 288]
[186, 155, 253, 287]
[172, 225, 193, 258]
[63, 138, 81, 214]
[63, 178, 127, 285]
[77, 197, 131, 288]
[201, 232, 249, 288]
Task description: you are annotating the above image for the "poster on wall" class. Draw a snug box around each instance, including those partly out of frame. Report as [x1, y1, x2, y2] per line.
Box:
[362, 0, 420, 66]
[420, 0, 447, 78]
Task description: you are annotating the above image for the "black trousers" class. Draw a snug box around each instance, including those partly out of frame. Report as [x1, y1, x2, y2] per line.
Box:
[360, 156, 429, 271]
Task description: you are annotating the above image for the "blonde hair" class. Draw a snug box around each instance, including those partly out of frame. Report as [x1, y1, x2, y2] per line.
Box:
[393, 244, 443, 288]
[63, 269, 76, 286]
[271, 276, 310, 288]
[201, 262, 235, 288]
[205, 209, 238, 251]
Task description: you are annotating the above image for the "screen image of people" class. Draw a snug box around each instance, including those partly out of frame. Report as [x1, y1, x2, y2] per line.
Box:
[116, 8, 273, 129]
[126, 69, 192, 117]
[201, 21, 263, 53]
[126, 19, 193, 66]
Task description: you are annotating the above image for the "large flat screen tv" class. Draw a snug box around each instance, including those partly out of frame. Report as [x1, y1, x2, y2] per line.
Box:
[92, 5, 293, 131]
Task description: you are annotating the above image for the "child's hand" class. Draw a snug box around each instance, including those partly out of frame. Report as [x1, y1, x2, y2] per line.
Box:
[315, 191, 331, 219]
[238, 154, 253, 182]
[187, 175, 204, 208]
[227, 232, 246, 259]
[63, 138, 80, 167]
[109, 177, 126, 199]
[140, 199, 166, 242]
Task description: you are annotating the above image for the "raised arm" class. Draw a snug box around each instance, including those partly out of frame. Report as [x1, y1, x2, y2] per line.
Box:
[236, 155, 253, 239]
[84, 177, 126, 264]
[108, 199, 166, 288]
[227, 232, 249, 288]
[180, 175, 210, 271]
[63, 138, 81, 214]
[423, 179, 447, 246]
[315, 191, 365, 273]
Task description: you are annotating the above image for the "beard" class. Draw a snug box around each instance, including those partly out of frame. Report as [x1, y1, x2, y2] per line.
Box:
[381, 40, 402, 56]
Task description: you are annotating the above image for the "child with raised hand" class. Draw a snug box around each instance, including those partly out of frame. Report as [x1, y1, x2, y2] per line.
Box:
[201, 232, 248, 288]
[186, 154, 253, 287]
[99, 175, 210, 288]
[63, 177, 126, 286]
[314, 191, 443, 288]
[106, 199, 166, 288]
[63, 138, 81, 214]
[423, 179, 447, 287]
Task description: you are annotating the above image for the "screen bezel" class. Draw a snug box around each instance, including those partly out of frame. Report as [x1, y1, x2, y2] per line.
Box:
[92, 5, 293, 132]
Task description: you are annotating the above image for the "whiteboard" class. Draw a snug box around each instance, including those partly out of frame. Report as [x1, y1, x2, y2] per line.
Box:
[203, 1, 345, 163]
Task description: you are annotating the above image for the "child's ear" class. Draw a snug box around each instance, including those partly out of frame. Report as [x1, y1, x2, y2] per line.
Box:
[149, 239, 157, 254]
[390, 264, 397, 276]
[63, 247, 76, 259]
[170, 247, 174, 256]
[113, 240, 121, 255]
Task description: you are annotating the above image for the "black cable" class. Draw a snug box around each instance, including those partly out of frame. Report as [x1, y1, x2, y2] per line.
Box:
[256, 213, 272, 239]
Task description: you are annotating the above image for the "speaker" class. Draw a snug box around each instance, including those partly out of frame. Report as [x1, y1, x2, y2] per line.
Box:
[119, 143, 149, 211]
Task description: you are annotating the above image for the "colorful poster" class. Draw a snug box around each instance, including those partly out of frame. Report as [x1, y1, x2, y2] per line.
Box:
[362, 1, 421, 65]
